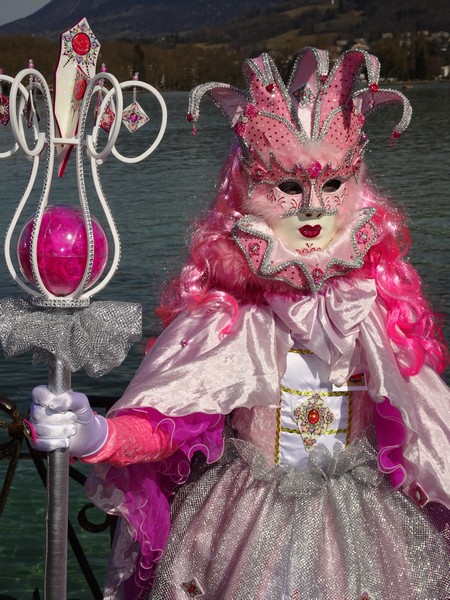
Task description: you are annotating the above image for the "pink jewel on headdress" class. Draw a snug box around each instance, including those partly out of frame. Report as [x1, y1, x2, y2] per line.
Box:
[234, 123, 245, 137]
[306, 161, 322, 179]
[233, 103, 258, 138]
[388, 130, 401, 147]
[369, 82, 379, 93]
[245, 104, 258, 119]
[72, 32, 91, 56]
[292, 84, 314, 107]
[266, 83, 275, 93]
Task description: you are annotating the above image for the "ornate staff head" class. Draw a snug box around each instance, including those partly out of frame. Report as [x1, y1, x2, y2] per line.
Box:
[0, 18, 167, 307]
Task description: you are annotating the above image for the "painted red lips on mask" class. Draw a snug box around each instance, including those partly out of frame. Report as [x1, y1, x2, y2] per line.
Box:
[299, 224, 322, 238]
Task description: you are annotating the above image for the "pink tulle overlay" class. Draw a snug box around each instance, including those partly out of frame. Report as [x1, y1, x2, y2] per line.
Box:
[104, 407, 225, 598]
[374, 398, 407, 490]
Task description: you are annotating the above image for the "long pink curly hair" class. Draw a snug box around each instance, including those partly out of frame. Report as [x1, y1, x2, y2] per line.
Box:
[157, 144, 448, 377]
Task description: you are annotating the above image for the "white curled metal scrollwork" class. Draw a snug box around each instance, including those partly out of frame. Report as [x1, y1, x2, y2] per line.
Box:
[0, 61, 167, 306]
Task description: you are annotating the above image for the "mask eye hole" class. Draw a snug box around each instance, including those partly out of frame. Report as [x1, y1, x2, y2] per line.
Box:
[278, 180, 303, 195]
[322, 179, 342, 193]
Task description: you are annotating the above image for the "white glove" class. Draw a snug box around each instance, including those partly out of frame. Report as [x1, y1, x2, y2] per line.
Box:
[29, 385, 109, 457]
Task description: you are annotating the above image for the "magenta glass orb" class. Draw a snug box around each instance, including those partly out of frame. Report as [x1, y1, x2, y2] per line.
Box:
[17, 204, 109, 296]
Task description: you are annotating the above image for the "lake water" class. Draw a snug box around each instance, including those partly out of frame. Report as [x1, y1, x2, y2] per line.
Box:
[0, 84, 449, 598]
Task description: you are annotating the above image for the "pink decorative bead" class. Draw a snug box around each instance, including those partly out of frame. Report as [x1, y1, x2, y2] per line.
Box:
[388, 130, 401, 147]
[369, 82, 379, 92]
[17, 204, 109, 296]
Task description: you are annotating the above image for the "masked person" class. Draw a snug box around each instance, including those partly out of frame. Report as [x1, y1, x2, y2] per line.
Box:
[30, 48, 450, 599]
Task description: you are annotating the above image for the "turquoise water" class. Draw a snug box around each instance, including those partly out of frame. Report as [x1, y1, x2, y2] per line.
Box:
[0, 84, 449, 598]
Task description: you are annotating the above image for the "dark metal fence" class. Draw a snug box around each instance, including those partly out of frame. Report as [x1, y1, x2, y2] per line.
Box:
[0, 395, 118, 600]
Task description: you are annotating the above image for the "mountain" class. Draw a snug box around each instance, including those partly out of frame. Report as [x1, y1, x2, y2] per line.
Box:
[0, 0, 449, 87]
[0, 0, 281, 40]
[2, 0, 449, 43]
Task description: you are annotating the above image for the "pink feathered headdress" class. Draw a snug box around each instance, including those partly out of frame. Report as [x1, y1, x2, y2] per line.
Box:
[187, 47, 412, 175]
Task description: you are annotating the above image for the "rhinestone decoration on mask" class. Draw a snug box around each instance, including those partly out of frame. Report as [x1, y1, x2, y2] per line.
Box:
[188, 47, 412, 290]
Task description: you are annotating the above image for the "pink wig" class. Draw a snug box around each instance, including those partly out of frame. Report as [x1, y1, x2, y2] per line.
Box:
[157, 144, 448, 377]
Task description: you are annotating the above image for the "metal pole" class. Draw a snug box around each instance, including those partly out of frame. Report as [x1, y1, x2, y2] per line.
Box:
[45, 355, 71, 600]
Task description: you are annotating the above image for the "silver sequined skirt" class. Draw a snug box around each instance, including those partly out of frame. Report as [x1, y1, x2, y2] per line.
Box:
[149, 431, 450, 600]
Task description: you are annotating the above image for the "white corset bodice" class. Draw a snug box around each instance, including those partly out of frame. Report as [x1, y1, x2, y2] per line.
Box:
[232, 340, 368, 471]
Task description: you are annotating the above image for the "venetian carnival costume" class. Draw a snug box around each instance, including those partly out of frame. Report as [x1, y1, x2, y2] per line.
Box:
[30, 48, 450, 600]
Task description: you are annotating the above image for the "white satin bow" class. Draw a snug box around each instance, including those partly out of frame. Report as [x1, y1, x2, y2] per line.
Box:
[267, 279, 378, 385]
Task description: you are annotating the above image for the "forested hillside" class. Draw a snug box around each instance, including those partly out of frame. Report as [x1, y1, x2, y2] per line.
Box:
[0, 0, 448, 87]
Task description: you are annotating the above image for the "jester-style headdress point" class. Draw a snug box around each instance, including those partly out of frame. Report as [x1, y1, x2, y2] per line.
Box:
[188, 47, 411, 179]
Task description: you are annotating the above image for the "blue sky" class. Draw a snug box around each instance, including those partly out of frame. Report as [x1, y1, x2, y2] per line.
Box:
[0, 0, 50, 27]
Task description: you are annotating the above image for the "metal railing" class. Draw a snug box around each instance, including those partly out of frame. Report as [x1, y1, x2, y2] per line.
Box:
[0, 394, 118, 600]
